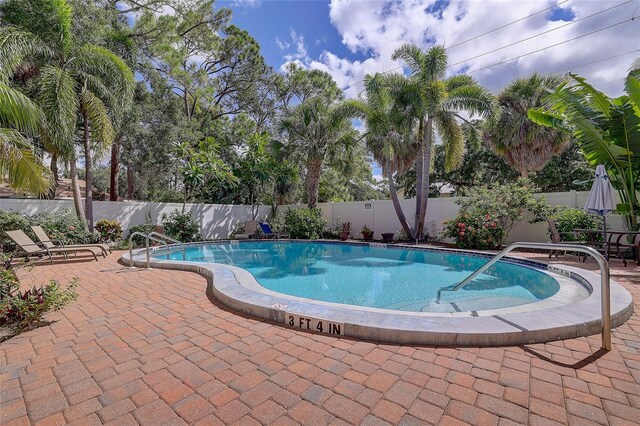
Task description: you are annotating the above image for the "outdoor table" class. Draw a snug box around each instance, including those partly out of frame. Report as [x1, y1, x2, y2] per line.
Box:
[573, 229, 640, 265]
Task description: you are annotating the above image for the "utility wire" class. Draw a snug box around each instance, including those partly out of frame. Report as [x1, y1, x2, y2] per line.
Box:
[447, 0, 634, 68]
[342, 1, 636, 92]
[487, 49, 640, 92]
[445, 0, 570, 50]
[466, 17, 637, 75]
[343, 0, 570, 91]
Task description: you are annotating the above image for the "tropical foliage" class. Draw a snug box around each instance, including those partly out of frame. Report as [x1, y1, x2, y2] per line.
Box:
[484, 74, 569, 178]
[529, 63, 640, 230]
[391, 44, 493, 239]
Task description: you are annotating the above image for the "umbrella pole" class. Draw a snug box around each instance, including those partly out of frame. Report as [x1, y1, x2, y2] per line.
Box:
[603, 215, 608, 259]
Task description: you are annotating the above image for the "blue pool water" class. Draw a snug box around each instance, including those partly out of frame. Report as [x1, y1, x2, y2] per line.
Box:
[156, 242, 560, 312]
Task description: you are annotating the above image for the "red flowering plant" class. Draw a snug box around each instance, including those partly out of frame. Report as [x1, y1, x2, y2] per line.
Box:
[443, 211, 505, 250]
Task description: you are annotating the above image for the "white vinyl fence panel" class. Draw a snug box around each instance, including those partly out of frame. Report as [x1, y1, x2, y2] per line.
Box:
[0, 190, 626, 242]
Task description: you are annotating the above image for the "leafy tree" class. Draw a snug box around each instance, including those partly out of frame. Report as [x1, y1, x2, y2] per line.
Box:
[344, 73, 417, 236]
[279, 96, 360, 208]
[391, 44, 492, 239]
[175, 137, 235, 210]
[0, 0, 134, 231]
[484, 74, 569, 178]
[529, 64, 640, 230]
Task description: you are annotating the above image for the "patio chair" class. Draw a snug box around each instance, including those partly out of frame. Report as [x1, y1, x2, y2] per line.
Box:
[547, 219, 588, 261]
[235, 221, 259, 239]
[31, 225, 110, 256]
[613, 232, 640, 267]
[259, 222, 290, 239]
[4, 230, 102, 266]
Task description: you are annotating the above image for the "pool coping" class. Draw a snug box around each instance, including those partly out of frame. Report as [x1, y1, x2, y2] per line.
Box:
[121, 240, 634, 346]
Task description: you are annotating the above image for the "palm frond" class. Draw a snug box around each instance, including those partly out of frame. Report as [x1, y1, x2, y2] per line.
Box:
[74, 44, 135, 113]
[435, 111, 463, 172]
[0, 83, 44, 134]
[0, 128, 51, 195]
[445, 83, 493, 118]
[80, 86, 115, 159]
[37, 66, 78, 155]
[0, 26, 51, 81]
[391, 44, 424, 75]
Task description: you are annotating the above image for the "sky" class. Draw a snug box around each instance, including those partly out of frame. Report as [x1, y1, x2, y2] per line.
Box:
[221, 0, 639, 98]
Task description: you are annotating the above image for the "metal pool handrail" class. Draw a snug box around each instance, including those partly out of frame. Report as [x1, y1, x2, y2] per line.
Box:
[441, 242, 611, 350]
[128, 231, 184, 269]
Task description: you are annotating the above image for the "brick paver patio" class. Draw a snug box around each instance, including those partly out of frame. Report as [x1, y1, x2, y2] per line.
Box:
[1, 251, 638, 425]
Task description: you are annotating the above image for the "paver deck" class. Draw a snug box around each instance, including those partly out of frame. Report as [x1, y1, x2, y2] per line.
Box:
[1, 251, 638, 425]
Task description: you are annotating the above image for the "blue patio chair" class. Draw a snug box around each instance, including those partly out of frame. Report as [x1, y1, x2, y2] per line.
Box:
[259, 223, 290, 239]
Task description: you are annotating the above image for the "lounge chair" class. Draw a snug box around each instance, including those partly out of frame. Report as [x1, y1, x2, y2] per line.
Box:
[4, 230, 102, 265]
[259, 222, 290, 239]
[235, 221, 259, 240]
[613, 232, 640, 267]
[31, 225, 110, 256]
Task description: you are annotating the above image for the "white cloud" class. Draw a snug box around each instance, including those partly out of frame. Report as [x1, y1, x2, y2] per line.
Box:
[298, 0, 640, 98]
[233, 0, 262, 7]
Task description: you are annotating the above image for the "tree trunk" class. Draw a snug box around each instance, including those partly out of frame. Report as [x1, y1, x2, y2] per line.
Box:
[126, 161, 134, 199]
[48, 153, 58, 199]
[416, 117, 433, 240]
[109, 138, 120, 201]
[387, 168, 413, 237]
[82, 111, 94, 232]
[521, 169, 529, 179]
[305, 156, 323, 209]
[413, 118, 424, 238]
[69, 155, 88, 231]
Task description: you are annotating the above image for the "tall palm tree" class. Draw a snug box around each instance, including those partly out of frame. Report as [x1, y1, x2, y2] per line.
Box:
[0, 0, 134, 230]
[344, 73, 417, 237]
[392, 44, 493, 239]
[0, 83, 51, 195]
[484, 74, 569, 178]
[279, 97, 359, 208]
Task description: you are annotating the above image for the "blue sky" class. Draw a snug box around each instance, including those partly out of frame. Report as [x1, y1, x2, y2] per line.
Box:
[217, 0, 637, 99]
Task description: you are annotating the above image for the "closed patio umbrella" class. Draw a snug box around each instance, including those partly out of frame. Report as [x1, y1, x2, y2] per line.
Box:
[584, 165, 615, 258]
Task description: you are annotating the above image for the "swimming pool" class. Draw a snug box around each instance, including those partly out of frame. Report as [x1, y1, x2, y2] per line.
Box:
[125, 240, 634, 346]
[159, 241, 567, 313]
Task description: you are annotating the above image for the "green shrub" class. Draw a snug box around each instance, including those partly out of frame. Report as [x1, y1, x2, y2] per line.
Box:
[551, 208, 602, 241]
[443, 180, 553, 249]
[0, 210, 31, 250]
[29, 210, 94, 245]
[161, 210, 201, 242]
[281, 208, 326, 239]
[126, 223, 155, 246]
[95, 220, 123, 243]
[443, 212, 505, 250]
[0, 270, 78, 336]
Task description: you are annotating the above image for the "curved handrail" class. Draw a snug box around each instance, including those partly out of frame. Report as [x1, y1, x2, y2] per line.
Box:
[128, 231, 184, 268]
[439, 242, 611, 350]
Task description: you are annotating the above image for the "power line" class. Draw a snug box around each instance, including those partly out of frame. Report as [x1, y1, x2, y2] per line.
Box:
[342, 0, 571, 91]
[466, 17, 637, 75]
[445, 0, 571, 50]
[447, 0, 634, 68]
[487, 49, 640, 92]
[342, 2, 636, 93]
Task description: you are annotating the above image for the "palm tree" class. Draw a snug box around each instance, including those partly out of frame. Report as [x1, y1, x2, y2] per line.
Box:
[0, 83, 51, 195]
[0, 0, 134, 231]
[344, 73, 417, 237]
[391, 44, 493, 239]
[484, 74, 569, 178]
[529, 63, 640, 230]
[279, 97, 359, 208]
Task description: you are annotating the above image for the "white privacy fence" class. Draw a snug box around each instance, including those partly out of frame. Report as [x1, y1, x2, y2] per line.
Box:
[0, 198, 271, 240]
[284, 190, 626, 243]
[0, 190, 626, 242]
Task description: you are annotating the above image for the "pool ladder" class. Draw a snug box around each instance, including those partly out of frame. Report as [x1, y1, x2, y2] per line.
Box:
[128, 231, 184, 269]
[437, 242, 612, 350]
